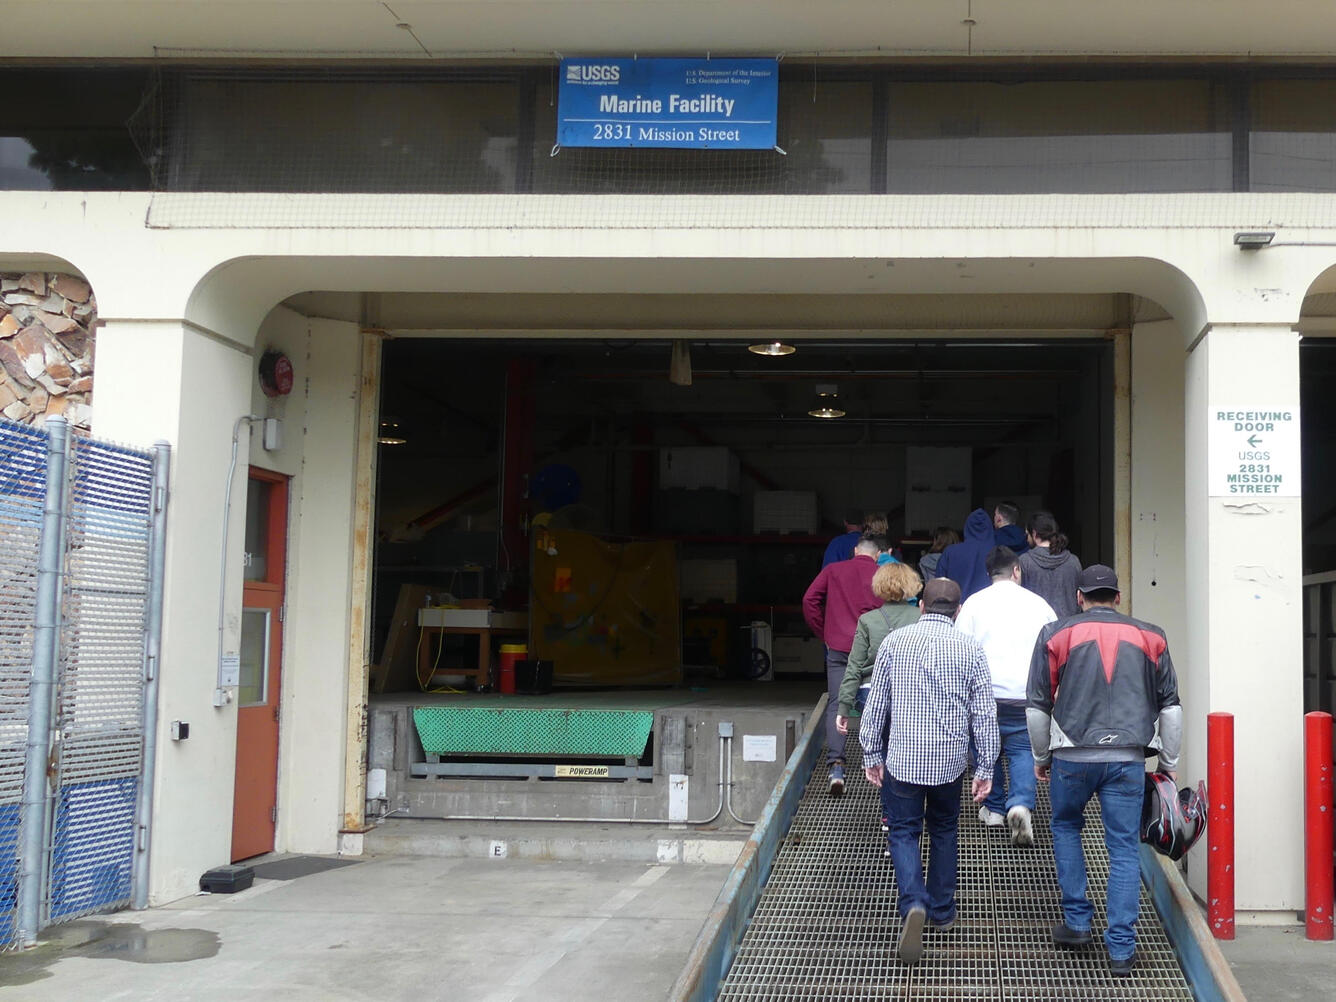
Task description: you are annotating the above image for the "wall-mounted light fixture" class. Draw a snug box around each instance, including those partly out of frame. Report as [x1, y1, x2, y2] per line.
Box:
[378, 417, 407, 445]
[808, 384, 846, 419]
[1234, 231, 1275, 250]
[748, 340, 796, 356]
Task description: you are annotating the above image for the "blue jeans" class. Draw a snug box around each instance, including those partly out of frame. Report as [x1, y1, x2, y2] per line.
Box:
[1049, 758, 1144, 960]
[881, 773, 961, 923]
[984, 703, 1036, 816]
[824, 649, 849, 764]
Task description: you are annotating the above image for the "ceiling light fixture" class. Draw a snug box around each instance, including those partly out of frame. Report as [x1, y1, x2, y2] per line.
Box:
[668, 340, 693, 386]
[378, 417, 407, 445]
[808, 384, 846, 419]
[748, 340, 797, 357]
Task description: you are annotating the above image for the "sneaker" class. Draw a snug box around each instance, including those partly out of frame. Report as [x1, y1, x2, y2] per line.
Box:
[1052, 922, 1093, 948]
[928, 915, 956, 931]
[1109, 952, 1137, 977]
[978, 806, 1005, 828]
[1007, 805, 1034, 847]
[897, 905, 926, 963]
[828, 762, 845, 798]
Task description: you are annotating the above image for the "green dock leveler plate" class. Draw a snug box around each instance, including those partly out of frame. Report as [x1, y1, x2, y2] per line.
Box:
[412, 706, 655, 757]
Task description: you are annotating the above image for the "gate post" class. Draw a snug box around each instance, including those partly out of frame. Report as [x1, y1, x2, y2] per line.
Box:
[1207, 711, 1235, 939]
[132, 440, 171, 910]
[1304, 711, 1334, 940]
[17, 416, 71, 947]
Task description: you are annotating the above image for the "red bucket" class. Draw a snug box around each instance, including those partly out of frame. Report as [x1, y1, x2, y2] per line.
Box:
[498, 644, 527, 695]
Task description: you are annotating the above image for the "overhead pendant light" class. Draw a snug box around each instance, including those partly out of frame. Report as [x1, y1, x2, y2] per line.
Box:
[808, 384, 846, 419]
[748, 340, 796, 357]
[378, 417, 407, 445]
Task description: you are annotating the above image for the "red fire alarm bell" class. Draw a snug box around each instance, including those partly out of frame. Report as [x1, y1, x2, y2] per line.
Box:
[259, 350, 294, 397]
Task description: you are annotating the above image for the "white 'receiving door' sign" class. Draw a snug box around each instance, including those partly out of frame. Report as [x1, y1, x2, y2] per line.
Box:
[1208, 406, 1300, 497]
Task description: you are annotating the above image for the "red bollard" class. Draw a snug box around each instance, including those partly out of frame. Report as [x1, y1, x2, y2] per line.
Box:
[1305, 711, 1334, 941]
[1208, 712, 1235, 940]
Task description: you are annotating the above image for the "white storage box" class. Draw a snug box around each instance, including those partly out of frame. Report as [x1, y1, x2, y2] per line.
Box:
[905, 447, 971, 535]
[679, 559, 738, 604]
[753, 491, 819, 534]
[659, 447, 741, 492]
[772, 636, 824, 675]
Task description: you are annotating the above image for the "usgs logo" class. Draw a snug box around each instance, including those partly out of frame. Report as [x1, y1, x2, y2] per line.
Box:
[567, 63, 621, 84]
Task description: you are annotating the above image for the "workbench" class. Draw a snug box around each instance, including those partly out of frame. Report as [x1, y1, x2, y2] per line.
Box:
[416, 607, 528, 688]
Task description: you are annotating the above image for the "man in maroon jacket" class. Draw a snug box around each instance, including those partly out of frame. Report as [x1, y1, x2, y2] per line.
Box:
[803, 534, 882, 795]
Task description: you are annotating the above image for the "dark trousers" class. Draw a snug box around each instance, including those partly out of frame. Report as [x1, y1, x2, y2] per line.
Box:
[881, 772, 962, 922]
[824, 648, 848, 764]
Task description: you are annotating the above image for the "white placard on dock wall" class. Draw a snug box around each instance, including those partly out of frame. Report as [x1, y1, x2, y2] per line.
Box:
[1208, 405, 1300, 498]
[742, 734, 777, 762]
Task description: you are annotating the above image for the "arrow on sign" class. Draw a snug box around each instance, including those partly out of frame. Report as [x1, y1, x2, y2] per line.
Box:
[1246, 434, 1262, 447]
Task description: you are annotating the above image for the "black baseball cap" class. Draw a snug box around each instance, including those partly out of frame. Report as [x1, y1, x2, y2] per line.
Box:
[1076, 564, 1120, 593]
[922, 577, 962, 615]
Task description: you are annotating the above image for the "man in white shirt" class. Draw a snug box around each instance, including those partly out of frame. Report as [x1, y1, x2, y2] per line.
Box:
[955, 546, 1057, 846]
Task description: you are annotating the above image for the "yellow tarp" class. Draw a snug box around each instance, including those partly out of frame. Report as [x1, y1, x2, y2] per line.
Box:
[531, 528, 681, 685]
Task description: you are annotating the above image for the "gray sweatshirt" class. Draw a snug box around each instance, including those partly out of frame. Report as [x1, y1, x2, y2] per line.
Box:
[1018, 547, 1082, 619]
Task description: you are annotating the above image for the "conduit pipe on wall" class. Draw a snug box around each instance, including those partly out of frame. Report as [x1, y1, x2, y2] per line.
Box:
[421, 734, 732, 826]
[215, 415, 261, 707]
[723, 735, 758, 827]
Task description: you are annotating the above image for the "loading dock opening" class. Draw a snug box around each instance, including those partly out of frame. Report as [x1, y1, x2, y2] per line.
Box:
[367, 334, 1117, 693]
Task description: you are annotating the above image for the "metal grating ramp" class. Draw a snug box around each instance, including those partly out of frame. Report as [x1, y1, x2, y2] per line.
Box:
[717, 740, 1195, 1000]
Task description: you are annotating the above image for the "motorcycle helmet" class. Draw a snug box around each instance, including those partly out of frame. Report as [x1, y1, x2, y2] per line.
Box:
[1142, 771, 1208, 861]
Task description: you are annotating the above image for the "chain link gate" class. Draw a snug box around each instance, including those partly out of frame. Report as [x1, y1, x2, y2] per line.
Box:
[0, 415, 168, 949]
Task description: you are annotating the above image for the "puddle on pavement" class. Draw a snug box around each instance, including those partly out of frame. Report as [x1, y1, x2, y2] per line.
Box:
[0, 921, 220, 987]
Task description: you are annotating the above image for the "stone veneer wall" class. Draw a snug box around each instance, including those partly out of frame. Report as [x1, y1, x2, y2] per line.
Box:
[0, 272, 94, 430]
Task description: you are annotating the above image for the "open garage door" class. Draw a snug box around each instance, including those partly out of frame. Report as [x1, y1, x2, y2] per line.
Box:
[366, 335, 1116, 692]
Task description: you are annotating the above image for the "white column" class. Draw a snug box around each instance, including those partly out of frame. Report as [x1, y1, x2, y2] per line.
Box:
[249, 312, 364, 854]
[95, 319, 255, 903]
[1130, 319, 1187, 689]
[1184, 323, 1303, 914]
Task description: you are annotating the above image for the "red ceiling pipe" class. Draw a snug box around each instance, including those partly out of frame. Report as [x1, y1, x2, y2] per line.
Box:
[1305, 711, 1334, 941]
[1207, 711, 1235, 940]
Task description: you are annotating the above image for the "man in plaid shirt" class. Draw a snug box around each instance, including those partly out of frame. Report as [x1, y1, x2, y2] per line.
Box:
[860, 577, 999, 964]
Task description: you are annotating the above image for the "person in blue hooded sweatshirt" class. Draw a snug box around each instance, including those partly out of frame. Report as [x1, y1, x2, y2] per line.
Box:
[992, 501, 1030, 556]
[934, 508, 996, 601]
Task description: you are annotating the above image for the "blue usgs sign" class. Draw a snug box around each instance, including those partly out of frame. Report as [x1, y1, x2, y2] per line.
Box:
[557, 58, 779, 150]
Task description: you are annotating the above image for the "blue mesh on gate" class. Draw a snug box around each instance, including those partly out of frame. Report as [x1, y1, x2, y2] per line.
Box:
[48, 778, 138, 921]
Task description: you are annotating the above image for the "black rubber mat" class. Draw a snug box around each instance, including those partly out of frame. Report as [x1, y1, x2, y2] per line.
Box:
[716, 738, 1195, 1000]
[248, 856, 361, 881]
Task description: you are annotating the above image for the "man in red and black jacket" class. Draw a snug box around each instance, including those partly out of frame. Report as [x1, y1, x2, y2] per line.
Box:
[1025, 564, 1182, 979]
[803, 534, 881, 797]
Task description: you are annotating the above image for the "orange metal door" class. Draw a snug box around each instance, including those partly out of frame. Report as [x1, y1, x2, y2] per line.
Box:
[232, 470, 288, 862]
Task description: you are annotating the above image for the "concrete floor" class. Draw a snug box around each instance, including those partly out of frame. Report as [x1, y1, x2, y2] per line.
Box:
[1218, 922, 1336, 1000]
[1, 855, 731, 1002]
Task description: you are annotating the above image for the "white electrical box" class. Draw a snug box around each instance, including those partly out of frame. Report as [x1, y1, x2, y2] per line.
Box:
[262, 418, 282, 452]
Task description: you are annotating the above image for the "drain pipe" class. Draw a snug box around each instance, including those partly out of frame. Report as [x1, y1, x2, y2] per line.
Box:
[215, 415, 260, 707]
[420, 733, 730, 826]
